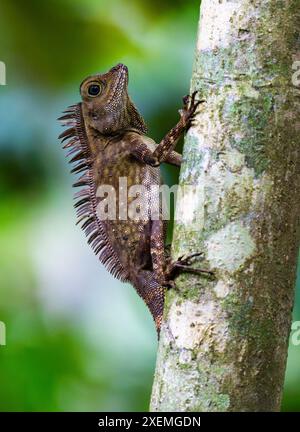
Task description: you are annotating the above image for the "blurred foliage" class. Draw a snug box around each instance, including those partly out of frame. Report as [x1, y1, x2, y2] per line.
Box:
[0, 0, 299, 412]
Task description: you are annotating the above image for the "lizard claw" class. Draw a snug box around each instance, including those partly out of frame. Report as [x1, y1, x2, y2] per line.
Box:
[177, 251, 204, 266]
[182, 94, 190, 106]
[166, 251, 214, 279]
[189, 90, 198, 106]
[181, 91, 206, 127]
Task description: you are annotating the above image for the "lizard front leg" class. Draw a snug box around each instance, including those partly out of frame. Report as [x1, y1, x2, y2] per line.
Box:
[151, 91, 203, 165]
[129, 91, 204, 167]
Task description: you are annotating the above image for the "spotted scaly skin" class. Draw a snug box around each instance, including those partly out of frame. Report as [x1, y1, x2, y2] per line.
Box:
[58, 63, 203, 336]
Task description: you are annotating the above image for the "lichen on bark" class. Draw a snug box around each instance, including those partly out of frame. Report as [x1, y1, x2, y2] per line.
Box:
[150, 0, 300, 412]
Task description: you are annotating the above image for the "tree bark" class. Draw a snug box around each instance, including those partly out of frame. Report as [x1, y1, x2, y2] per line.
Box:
[150, 0, 300, 412]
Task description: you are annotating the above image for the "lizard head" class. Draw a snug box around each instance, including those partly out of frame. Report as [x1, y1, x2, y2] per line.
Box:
[80, 63, 147, 135]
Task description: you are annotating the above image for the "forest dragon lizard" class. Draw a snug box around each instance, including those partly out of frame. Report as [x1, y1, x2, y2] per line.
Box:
[58, 63, 211, 336]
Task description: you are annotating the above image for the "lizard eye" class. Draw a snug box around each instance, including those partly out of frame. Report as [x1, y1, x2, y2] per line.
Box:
[88, 83, 101, 97]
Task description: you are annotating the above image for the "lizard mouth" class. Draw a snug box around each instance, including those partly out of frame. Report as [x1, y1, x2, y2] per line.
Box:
[106, 64, 128, 107]
[57, 104, 128, 281]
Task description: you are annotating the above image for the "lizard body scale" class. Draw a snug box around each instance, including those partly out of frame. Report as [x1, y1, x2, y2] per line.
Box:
[58, 63, 203, 335]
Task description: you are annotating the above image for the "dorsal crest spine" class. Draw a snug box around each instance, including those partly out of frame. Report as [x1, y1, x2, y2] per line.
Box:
[58, 104, 129, 281]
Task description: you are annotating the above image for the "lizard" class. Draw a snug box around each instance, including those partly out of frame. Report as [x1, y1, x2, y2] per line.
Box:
[58, 63, 211, 336]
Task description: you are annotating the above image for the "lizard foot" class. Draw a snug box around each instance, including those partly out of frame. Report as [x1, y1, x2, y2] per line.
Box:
[180, 91, 206, 128]
[166, 252, 214, 281]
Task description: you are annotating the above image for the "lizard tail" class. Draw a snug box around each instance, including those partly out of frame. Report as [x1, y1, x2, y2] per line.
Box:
[134, 275, 165, 338]
[149, 289, 164, 338]
[148, 289, 164, 338]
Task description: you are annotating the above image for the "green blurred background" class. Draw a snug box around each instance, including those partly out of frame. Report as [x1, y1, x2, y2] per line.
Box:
[0, 0, 299, 412]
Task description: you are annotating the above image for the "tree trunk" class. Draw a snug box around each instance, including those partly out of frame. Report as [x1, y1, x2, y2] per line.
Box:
[150, 0, 300, 412]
